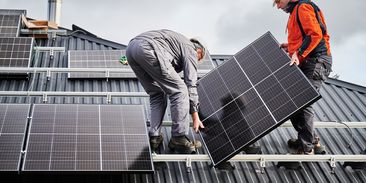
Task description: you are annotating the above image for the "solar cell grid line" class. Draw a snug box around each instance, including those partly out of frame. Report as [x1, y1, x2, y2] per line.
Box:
[23, 104, 153, 173]
[0, 104, 30, 171]
[197, 32, 320, 166]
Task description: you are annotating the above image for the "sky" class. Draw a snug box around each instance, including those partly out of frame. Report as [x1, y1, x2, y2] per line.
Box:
[2, 0, 366, 86]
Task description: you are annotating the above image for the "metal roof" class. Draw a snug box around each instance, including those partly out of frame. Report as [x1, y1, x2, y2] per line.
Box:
[0, 27, 365, 182]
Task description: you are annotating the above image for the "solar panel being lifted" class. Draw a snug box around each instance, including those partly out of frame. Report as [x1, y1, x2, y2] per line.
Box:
[197, 32, 320, 166]
[23, 104, 153, 173]
[0, 104, 30, 171]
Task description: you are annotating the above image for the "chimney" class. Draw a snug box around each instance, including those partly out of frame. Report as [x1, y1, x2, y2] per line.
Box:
[47, 0, 62, 25]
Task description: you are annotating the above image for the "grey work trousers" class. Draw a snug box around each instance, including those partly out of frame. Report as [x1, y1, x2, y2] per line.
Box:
[291, 55, 332, 152]
[126, 39, 190, 137]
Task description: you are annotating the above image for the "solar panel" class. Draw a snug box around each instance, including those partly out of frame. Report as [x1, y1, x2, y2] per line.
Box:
[0, 15, 21, 37]
[0, 37, 34, 67]
[23, 104, 153, 173]
[0, 104, 30, 171]
[68, 50, 135, 79]
[0, 9, 26, 16]
[68, 49, 214, 79]
[197, 32, 320, 166]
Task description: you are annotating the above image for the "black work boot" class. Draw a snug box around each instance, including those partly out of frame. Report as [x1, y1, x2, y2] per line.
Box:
[288, 137, 326, 154]
[150, 134, 163, 152]
[287, 138, 301, 149]
[168, 136, 201, 154]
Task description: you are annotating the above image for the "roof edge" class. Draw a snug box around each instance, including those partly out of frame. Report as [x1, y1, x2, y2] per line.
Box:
[325, 78, 366, 94]
[68, 24, 126, 49]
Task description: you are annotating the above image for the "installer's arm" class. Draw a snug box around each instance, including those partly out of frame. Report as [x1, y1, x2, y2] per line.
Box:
[192, 111, 204, 133]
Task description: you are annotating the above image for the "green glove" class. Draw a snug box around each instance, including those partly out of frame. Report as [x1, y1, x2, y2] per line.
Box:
[119, 55, 128, 65]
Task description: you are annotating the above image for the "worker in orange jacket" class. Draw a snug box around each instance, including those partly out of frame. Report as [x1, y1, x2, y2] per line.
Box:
[274, 0, 332, 154]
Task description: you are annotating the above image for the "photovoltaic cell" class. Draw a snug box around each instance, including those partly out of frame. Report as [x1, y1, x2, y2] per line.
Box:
[23, 104, 153, 173]
[0, 104, 30, 171]
[0, 37, 34, 67]
[198, 32, 320, 166]
[0, 15, 21, 37]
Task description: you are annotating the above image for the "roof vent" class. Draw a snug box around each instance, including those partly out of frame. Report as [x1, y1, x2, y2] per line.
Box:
[47, 0, 62, 26]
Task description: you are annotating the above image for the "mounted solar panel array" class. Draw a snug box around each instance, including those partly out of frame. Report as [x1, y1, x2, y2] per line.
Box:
[0, 9, 26, 16]
[0, 104, 30, 171]
[68, 49, 214, 79]
[0, 9, 25, 38]
[0, 15, 21, 37]
[23, 104, 153, 173]
[197, 32, 320, 166]
[0, 37, 34, 68]
[68, 50, 135, 79]
[0, 9, 33, 77]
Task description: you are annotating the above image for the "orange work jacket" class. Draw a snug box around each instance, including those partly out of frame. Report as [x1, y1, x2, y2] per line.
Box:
[287, 2, 331, 63]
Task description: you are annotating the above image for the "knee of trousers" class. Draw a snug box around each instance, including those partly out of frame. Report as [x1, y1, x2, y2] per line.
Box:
[169, 89, 189, 104]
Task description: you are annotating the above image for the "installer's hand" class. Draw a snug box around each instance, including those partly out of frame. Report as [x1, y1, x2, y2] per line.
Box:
[290, 51, 300, 66]
[122, 61, 129, 65]
[280, 43, 289, 53]
[192, 112, 204, 133]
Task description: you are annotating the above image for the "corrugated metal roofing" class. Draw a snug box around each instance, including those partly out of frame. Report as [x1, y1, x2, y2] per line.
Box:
[0, 27, 365, 182]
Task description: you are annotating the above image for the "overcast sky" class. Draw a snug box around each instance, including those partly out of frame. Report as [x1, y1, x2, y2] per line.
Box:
[3, 0, 366, 86]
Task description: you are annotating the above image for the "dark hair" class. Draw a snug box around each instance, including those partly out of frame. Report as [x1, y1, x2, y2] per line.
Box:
[190, 38, 206, 58]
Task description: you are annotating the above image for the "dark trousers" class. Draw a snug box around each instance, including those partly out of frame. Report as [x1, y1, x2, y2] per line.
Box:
[290, 55, 332, 152]
[126, 39, 190, 137]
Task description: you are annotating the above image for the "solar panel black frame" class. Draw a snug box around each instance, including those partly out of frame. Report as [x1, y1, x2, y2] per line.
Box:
[0, 14, 21, 37]
[68, 50, 136, 79]
[0, 104, 30, 171]
[0, 37, 34, 68]
[197, 32, 321, 166]
[22, 104, 154, 173]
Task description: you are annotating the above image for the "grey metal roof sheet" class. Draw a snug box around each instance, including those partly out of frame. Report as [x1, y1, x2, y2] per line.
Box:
[0, 28, 365, 182]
